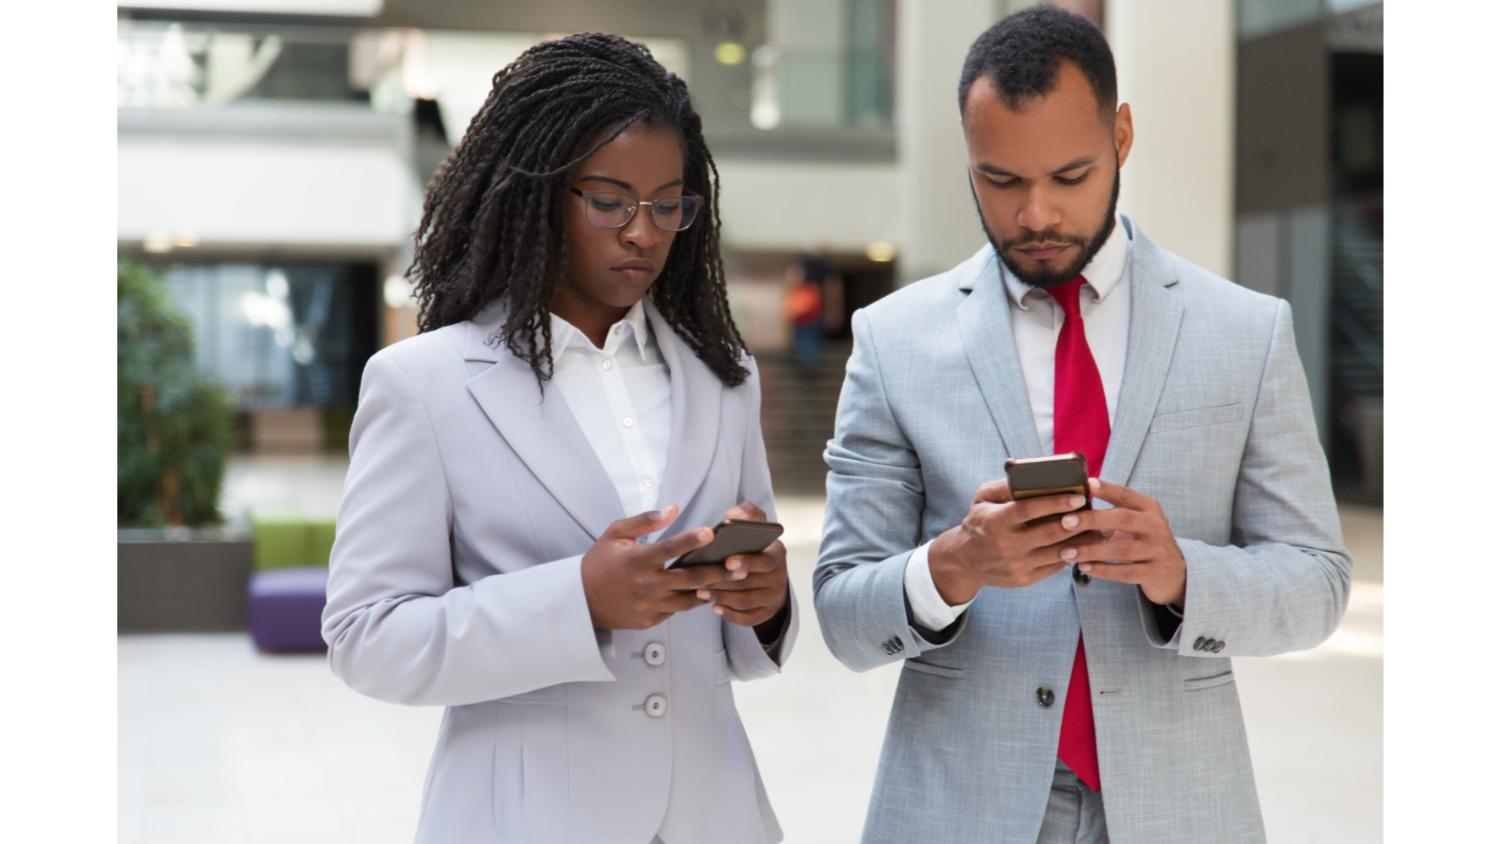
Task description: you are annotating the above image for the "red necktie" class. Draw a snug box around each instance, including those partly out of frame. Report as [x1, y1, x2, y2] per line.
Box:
[1046, 276, 1106, 793]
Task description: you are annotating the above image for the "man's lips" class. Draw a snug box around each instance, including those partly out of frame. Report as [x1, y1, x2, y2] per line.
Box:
[1015, 243, 1075, 261]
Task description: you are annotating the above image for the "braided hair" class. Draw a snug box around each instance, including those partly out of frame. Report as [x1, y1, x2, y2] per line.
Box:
[409, 32, 749, 388]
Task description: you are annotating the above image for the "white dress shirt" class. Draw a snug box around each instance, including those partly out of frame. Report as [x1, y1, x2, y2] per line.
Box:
[905, 216, 1133, 630]
[549, 302, 672, 517]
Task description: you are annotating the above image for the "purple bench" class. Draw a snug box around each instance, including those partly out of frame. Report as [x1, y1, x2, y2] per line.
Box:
[247, 566, 329, 653]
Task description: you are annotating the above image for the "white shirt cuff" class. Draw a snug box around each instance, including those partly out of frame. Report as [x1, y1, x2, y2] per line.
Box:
[904, 541, 975, 632]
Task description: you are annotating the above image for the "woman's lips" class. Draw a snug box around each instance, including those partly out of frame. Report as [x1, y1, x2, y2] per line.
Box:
[612, 262, 656, 284]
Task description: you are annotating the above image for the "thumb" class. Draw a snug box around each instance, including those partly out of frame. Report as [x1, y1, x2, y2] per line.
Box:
[726, 500, 766, 521]
[603, 504, 678, 541]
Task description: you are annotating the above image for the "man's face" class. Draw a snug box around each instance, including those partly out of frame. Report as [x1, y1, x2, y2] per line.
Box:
[962, 61, 1133, 287]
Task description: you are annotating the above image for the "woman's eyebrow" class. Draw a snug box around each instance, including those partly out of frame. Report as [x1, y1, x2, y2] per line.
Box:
[576, 175, 686, 192]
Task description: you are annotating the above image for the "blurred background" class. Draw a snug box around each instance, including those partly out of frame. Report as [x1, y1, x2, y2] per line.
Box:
[116, 0, 1383, 842]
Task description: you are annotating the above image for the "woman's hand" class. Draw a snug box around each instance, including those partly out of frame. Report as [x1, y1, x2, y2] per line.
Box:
[580, 505, 738, 630]
[695, 501, 790, 637]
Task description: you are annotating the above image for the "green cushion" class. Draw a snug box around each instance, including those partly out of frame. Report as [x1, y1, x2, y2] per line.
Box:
[251, 517, 336, 571]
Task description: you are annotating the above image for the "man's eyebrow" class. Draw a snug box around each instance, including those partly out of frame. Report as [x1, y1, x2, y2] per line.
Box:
[576, 176, 686, 192]
[974, 157, 1097, 179]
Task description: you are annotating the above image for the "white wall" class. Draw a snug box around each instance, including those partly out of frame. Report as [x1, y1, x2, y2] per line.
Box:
[713, 158, 899, 252]
[1108, 0, 1235, 278]
[117, 108, 420, 251]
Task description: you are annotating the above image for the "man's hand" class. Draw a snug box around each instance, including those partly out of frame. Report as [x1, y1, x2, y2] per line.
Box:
[580, 505, 740, 630]
[696, 501, 790, 640]
[1062, 478, 1188, 610]
[927, 480, 1097, 605]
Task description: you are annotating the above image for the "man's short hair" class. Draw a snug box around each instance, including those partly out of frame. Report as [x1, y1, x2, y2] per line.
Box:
[958, 5, 1118, 121]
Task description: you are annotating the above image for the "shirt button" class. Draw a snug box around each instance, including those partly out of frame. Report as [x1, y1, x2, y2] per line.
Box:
[1036, 687, 1055, 708]
[621, 417, 635, 428]
[643, 642, 666, 666]
[600, 359, 614, 371]
[642, 478, 655, 490]
[614, 325, 625, 335]
[644, 693, 668, 718]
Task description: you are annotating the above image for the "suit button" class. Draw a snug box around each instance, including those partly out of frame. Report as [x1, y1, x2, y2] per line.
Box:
[1072, 565, 1091, 585]
[643, 642, 666, 667]
[882, 638, 904, 656]
[1193, 636, 1208, 652]
[1036, 687, 1055, 708]
[644, 694, 668, 718]
[1212, 641, 1225, 653]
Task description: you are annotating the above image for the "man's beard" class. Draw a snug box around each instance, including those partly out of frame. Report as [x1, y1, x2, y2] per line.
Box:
[972, 163, 1120, 289]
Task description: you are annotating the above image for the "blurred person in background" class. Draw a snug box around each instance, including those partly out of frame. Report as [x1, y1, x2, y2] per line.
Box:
[813, 7, 1349, 843]
[782, 252, 836, 371]
[321, 33, 796, 844]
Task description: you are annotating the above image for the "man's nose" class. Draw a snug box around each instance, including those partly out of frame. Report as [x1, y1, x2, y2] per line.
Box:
[1015, 187, 1061, 234]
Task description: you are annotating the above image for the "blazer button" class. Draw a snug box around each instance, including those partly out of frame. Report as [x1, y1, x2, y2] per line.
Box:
[1072, 565, 1091, 585]
[643, 642, 667, 667]
[644, 694, 668, 719]
[1036, 687, 1055, 708]
[1212, 641, 1225, 653]
[1193, 636, 1208, 652]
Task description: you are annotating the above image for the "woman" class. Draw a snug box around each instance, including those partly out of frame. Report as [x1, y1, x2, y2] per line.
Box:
[322, 33, 796, 844]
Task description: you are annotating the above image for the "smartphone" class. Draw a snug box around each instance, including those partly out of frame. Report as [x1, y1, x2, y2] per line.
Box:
[666, 518, 784, 569]
[1003, 452, 1091, 524]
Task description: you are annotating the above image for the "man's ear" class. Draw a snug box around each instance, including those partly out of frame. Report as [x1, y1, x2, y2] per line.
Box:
[1114, 102, 1134, 169]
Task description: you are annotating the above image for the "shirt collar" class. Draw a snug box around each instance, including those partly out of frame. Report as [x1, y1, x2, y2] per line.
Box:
[547, 299, 653, 363]
[1001, 213, 1131, 310]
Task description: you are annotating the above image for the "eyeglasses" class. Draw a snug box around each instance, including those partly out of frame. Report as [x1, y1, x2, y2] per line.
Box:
[566, 186, 702, 232]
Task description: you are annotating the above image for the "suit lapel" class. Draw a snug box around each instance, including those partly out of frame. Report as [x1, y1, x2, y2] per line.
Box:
[1099, 223, 1184, 487]
[645, 299, 722, 516]
[462, 313, 623, 540]
[956, 248, 1045, 460]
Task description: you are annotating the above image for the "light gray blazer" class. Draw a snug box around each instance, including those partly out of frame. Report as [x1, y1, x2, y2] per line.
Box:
[323, 298, 797, 844]
[813, 218, 1350, 844]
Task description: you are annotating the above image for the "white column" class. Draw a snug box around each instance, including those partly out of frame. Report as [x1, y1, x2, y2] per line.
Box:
[894, 0, 997, 284]
[1107, 0, 1236, 278]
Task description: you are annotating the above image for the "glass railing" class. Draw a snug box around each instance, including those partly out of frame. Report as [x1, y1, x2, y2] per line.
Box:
[117, 20, 380, 109]
[119, 18, 897, 154]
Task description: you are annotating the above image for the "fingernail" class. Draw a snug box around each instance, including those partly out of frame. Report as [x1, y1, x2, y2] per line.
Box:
[696, 589, 711, 600]
[713, 606, 725, 616]
[733, 570, 747, 580]
[699, 529, 713, 543]
[1079, 563, 1094, 573]
[1061, 547, 1077, 561]
[1062, 514, 1080, 529]
[726, 556, 741, 570]
[646, 510, 662, 521]
[1069, 496, 1085, 508]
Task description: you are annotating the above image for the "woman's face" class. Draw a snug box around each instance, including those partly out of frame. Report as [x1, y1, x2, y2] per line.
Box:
[555, 122, 687, 322]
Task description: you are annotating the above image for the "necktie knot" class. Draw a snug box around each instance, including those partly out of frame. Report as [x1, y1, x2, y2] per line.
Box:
[1045, 275, 1089, 317]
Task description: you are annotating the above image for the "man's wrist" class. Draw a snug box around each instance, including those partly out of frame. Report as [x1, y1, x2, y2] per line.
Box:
[929, 530, 981, 605]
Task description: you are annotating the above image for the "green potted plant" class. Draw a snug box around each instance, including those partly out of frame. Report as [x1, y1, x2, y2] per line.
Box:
[118, 260, 251, 631]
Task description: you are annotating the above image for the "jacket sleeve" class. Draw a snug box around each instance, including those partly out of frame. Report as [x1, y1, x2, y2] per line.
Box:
[812, 310, 971, 673]
[322, 351, 614, 706]
[722, 356, 800, 681]
[1137, 299, 1353, 656]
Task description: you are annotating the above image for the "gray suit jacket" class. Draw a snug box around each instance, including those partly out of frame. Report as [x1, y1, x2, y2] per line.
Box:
[813, 218, 1350, 844]
[323, 299, 797, 844]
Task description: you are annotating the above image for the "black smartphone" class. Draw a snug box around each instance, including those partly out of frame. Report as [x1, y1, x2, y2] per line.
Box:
[1003, 452, 1091, 524]
[666, 518, 784, 569]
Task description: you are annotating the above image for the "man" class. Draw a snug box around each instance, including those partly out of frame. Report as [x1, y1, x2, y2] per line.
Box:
[812, 7, 1350, 844]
